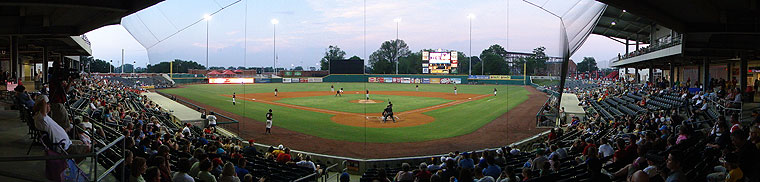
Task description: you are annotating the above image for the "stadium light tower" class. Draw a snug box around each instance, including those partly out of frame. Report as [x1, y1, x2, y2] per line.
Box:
[394, 18, 401, 74]
[204, 14, 212, 70]
[467, 13, 475, 75]
[271, 18, 279, 74]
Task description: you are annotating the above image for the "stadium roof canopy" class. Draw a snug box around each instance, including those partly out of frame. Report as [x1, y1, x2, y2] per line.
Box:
[595, 0, 760, 58]
[0, 0, 162, 61]
[593, 6, 654, 44]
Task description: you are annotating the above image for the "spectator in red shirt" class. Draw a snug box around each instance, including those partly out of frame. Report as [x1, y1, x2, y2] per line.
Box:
[276, 148, 292, 163]
[582, 138, 597, 156]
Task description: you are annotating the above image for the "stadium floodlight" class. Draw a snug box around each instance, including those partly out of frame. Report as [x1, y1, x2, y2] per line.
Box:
[622, 9, 627, 13]
[272, 18, 278, 74]
[468, 13, 475, 75]
[611, 21, 616, 26]
[394, 18, 401, 74]
[204, 14, 211, 70]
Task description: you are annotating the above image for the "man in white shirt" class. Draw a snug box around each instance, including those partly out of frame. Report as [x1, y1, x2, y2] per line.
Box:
[33, 96, 89, 154]
[296, 155, 319, 172]
[206, 112, 217, 132]
[598, 139, 614, 158]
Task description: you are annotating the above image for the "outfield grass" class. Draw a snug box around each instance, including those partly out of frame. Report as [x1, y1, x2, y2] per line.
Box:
[276, 94, 452, 113]
[160, 83, 530, 143]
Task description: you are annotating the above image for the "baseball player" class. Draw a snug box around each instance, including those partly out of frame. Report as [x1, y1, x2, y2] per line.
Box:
[416, 85, 419, 91]
[274, 88, 278, 97]
[331, 85, 334, 92]
[454, 86, 458, 95]
[232, 92, 236, 105]
[265, 109, 273, 134]
[382, 103, 395, 123]
[365, 89, 370, 100]
[340, 88, 344, 95]
[494, 88, 498, 96]
[335, 89, 341, 97]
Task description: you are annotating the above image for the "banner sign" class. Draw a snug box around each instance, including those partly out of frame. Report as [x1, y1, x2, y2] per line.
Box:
[282, 78, 292, 83]
[468, 75, 490, 79]
[430, 78, 441, 84]
[256, 78, 271, 83]
[422, 78, 430, 84]
[452, 78, 462, 84]
[490, 75, 511, 80]
[368, 77, 377, 82]
[308, 78, 323, 83]
[209, 78, 255, 84]
[401, 78, 411, 83]
[440, 78, 451, 84]
[384, 77, 393, 83]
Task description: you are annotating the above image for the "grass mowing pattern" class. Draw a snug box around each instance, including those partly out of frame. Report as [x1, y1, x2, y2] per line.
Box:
[160, 83, 529, 143]
[276, 94, 452, 113]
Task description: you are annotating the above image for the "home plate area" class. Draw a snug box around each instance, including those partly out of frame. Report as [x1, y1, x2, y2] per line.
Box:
[366, 116, 401, 123]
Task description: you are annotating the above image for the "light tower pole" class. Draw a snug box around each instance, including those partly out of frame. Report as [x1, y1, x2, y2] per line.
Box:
[204, 14, 212, 70]
[467, 14, 475, 75]
[394, 18, 401, 74]
[271, 19, 279, 74]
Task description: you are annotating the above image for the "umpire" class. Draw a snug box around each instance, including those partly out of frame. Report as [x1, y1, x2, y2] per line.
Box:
[382, 103, 395, 123]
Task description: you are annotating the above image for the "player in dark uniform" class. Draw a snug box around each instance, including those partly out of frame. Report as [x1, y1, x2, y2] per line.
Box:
[382, 103, 395, 123]
[232, 92, 236, 105]
[335, 89, 342, 97]
[365, 89, 370, 100]
[265, 109, 273, 134]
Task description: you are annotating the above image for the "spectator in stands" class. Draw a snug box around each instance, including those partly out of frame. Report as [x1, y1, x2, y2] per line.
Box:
[482, 157, 501, 179]
[394, 163, 414, 182]
[377, 169, 392, 182]
[520, 168, 532, 182]
[153, 156, 172, 182]
[660, 150, 685, 182]
[707, 152, 742, 182]
[750, 127, 760, 149]
[340, 170, 350, 182]
[458, 152, 475, 169]
[731, 130, 759, 181]
[197, 160, 216, 182]
[13, 85, 34, 108]
[234, 158, 249, 178]
[548, 145, 567, 160]
[131, 157, 147, 182]
[496, 166, 517, 182]
[598, 138, 614, 158]
[145, 166, 162, 182]
[276, 148, 292, 163]
[171, 158, 194, 182]
[33, 96, 90, 154]
[414, 163, 431, 182]
[211, 158, 224, 177]
[189, 153, 208, 178]
[219, 162, 240, 182]
[530, 148, 548, 171]
[207, 111, 217, 132]
[296, 154, 318, 173]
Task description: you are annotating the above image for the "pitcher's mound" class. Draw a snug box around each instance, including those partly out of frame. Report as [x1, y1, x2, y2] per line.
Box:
[350, 99, 384, 104]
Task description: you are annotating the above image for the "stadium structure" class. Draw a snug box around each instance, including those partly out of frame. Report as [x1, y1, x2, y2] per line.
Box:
[2, 0, 760, 182]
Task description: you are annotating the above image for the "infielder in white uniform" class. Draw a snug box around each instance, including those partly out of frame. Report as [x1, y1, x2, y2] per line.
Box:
[232, 92, 236, 105]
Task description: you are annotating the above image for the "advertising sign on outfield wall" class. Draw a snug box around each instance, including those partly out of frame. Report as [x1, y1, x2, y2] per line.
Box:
[401, 78, 411, 83]
[282, 78, 292, 83]
[422, 78, 430, 84]
[209, 78, 255, 84]
[430, 78, 441, 84]
[300, 78, 308, 83]
[452, 78, 462, 84]
[490, 75, 511, 80]
[440, 78, 451, 84]
[468, 75, 490, 79]
[384, 77, 393, 83]
[368, 77, 377, 83]
[308, 78, 323, 83]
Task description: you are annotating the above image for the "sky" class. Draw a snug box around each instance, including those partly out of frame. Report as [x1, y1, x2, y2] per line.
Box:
[84, 0, 625, 70]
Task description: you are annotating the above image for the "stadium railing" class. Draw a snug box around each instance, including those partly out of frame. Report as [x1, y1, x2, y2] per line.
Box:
[155, 91, 240, 134]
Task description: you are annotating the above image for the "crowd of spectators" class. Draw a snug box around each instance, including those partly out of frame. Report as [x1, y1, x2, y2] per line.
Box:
[362, 78, 760, 182]
[14, 74, 316, 182]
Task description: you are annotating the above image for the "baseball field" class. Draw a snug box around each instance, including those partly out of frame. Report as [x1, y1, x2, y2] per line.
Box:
[161, 83, 535, 144]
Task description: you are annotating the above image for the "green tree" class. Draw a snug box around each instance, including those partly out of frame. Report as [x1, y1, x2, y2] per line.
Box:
[479, 44, 509, 75]
[525, 46, 548, 75]
[399, 52, 422, 74]
[294, 66, 304, 71]
[369, 39, 411, 74]
[577, 57, 598, 73]
[83, 57, 114, 73]
[320, 45, 347, 71]
[147, 59, 206, 73]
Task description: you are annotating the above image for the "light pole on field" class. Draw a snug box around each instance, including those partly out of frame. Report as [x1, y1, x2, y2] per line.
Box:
[467, 13, 475, 75]
[394, 18, 401, 74]
[271, 19, 279, 75]
[204, 14, 212, 70]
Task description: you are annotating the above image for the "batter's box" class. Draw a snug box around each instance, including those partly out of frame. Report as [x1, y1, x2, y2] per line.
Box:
[365, 116, 400, 122]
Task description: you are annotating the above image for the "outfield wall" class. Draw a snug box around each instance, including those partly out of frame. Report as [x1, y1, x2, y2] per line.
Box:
[169, 74, 529, 85]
